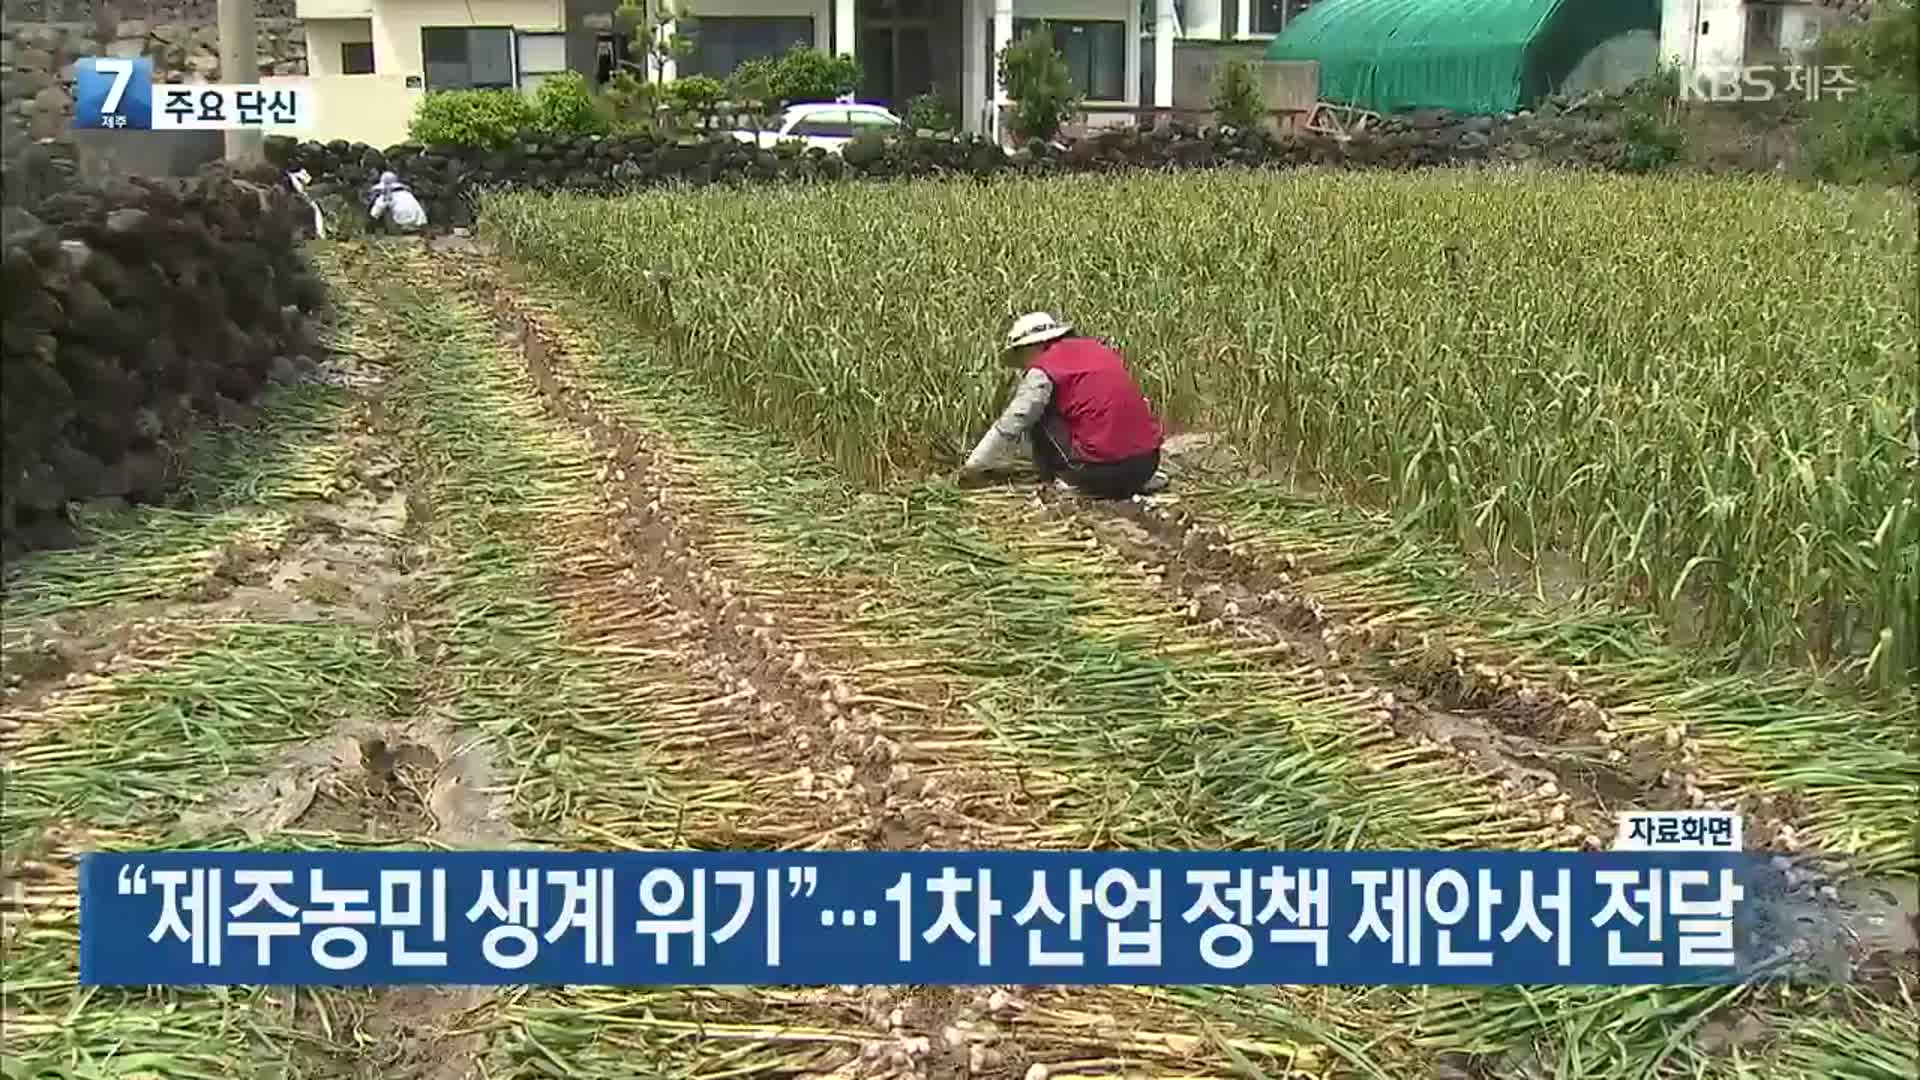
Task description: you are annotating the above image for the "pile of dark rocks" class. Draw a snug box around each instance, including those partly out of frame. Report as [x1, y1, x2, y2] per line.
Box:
[2, 143, 325, 556]
[266, 98, 1670, 233]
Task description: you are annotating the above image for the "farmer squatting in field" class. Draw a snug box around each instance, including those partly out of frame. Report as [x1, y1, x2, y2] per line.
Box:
[368, 171, 428, 234]
[957, 312, 1168, 499]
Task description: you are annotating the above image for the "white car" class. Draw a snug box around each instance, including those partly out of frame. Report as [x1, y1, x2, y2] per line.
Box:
[733, 103, 908, 154]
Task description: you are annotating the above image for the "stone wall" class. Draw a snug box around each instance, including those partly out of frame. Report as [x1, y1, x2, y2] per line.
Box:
[3, 9, 307, 144]
[4, 0, 296, 23]
[273, 95, 1713, 233]
[1, 140, 325, 555]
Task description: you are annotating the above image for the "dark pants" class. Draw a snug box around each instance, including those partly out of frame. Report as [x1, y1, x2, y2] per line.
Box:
[1030, 414, 1160, 500]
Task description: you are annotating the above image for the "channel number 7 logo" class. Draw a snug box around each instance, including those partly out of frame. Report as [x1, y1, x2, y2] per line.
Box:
[75, 57, 154, 130]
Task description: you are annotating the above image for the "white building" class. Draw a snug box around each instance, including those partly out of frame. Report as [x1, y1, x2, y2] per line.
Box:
[1659, 0, 1857, 71]
[282, 0, 1324, 146]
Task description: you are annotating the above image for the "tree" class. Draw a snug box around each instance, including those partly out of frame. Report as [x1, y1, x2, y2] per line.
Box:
[1209, 58, 1264, 130]
[998, 25, 1080, 142]
[613, 0, 697, 91]
[604, 0, 698, 134]
[730, 47, 860, 112]
[1804, 0, 1918, 181]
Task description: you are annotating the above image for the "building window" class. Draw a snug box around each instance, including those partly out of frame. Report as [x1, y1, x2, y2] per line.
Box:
[1250, 0, 1314, 36]
[516, 31, 568, 94]
[341, 41, 374, 74]
[1745, 3, 1784, 60]
[1013, 20, 1125, 101]
[679, 17, 815, 79]
[421, 26, 516, 90]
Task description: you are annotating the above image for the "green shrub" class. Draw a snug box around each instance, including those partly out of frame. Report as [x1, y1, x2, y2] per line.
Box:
[533, 71, 610, 137]
[665, 74, 727, 117]
[603, 71, 659, 131]
[1209, 58, 1264, 130]
[841, 129, 890, 166]
[766, 45, 861, 106]
[1808, 83, 1920, 183]
[1620, 65, 1685, 172]
[724, 47, 859, 120]
[1802, 0, 1919, 183]
[906, 93, 958, 133]
[728, 57, 775, 107]
[999, 25, 1079, 142]
[410, 89, 536, 149]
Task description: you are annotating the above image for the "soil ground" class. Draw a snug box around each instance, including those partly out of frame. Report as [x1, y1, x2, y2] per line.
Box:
[1, 236, 1913, 1080]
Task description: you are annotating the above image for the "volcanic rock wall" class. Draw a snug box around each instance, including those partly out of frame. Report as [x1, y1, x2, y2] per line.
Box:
[273, 94, 1716, 233]
[2, 142, 327, 556]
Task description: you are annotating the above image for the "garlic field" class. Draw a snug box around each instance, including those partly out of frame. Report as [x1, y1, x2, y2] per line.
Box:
[1, 171, 1914, 1080]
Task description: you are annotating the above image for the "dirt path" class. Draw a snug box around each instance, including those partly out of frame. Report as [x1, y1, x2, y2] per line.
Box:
[0, 276, 512, 1077]
[417, 243, 1392, 1077]
[325, 242, 1375, 1079]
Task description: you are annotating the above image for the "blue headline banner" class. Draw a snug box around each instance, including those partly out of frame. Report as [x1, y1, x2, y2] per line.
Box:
[73, 57, 154, 131]
[80, 850, 1774, 987]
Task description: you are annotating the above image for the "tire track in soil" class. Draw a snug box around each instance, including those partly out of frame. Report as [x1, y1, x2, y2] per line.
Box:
[0, 302, 510, 1077]
[155, 271, 508, 1080]
[0, 441, 367, 735]
[396, 245, 1344, 1080]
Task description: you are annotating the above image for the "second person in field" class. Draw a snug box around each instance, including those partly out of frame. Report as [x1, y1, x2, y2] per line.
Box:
[958, 312, 1167, 499]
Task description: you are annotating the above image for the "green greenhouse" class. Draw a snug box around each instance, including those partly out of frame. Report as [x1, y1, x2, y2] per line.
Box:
[1265, 0, 1662, 115]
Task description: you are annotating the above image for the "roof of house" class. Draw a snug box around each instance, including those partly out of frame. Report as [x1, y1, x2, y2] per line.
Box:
[1266, 0, 1661, 115]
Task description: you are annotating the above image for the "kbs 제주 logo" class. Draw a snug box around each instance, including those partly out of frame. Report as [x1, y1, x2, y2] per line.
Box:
[75, 57, 155, 130]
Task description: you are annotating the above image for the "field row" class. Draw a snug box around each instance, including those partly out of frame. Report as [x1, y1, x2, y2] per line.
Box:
[484, 172, 1919, 690]
[1, 231, 1912, 1079]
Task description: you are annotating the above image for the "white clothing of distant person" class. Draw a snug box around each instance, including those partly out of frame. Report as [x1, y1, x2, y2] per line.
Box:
[288, 168, 326, 238]
[369, 171, 428, 231]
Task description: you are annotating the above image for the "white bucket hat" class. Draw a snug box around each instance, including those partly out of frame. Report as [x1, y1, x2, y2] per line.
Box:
[1005, 311, 1073, 350]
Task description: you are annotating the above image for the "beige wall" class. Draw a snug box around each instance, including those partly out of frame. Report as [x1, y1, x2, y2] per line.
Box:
[371, 0, 565, 79]
[306, 18, 374, 76]
[1259, 58, 1317, 112]
[1662, 0, 1747, 70]
[1170, 38, 1264, 109]
[263, 73, 423, 146]
[297, 0, 374, 17]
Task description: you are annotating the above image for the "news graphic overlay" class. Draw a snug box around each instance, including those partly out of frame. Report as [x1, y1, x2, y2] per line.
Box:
[152, 83, 315, 131]
[74, 57, 154, 131]
[1614, 810, 1743, 853]
[81, 850, 1776, 987]
[1675, 62, 1861, 104]
[72, 57, 315, 133]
